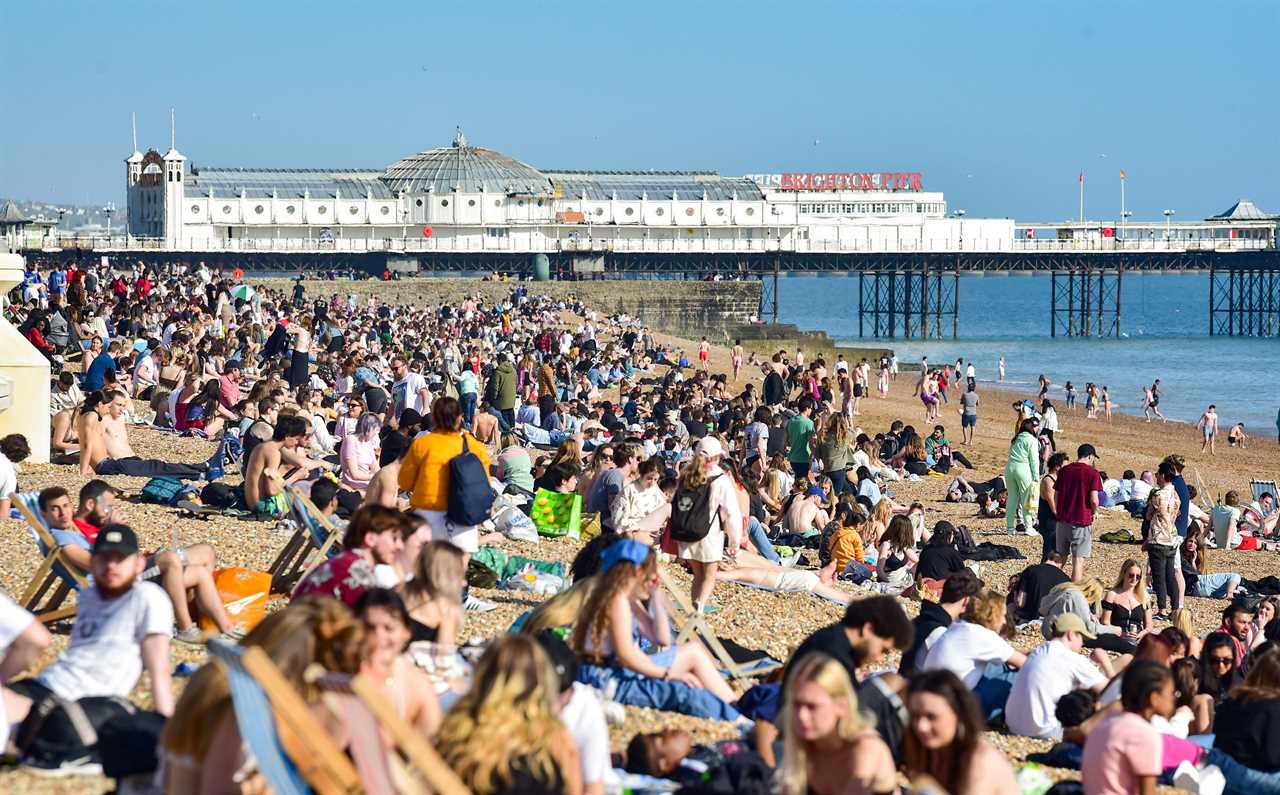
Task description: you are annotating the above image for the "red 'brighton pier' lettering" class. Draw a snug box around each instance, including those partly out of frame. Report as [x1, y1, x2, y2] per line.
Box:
[777, 172, 923, 192]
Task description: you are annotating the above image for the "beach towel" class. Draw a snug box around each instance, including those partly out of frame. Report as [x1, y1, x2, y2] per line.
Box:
[962, 542, 1025, 562]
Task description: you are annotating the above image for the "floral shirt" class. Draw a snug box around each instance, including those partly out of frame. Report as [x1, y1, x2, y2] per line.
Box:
[292, 550, 377, 608]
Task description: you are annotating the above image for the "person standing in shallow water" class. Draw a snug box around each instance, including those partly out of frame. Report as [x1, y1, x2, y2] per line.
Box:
[1197, 404, 1219, 455]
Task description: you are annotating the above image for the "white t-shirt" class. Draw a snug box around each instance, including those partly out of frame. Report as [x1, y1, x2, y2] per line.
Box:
[1004, 639, 1105, 740]
[393, 372, 429, 416]
[560, 682, 610, 786]
[38, 581, 173, 701]
[0, 592, 36, 750]
[921, 621, 1015, 688]
[0, 452, 16, 503]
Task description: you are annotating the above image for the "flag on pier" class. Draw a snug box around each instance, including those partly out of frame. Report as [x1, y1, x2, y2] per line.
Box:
[1119, 169, 1126, 180]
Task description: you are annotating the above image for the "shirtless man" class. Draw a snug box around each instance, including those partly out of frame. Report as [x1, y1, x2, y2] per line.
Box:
[363, 432, 409, 509]
[1198, 405, 1219, 455]
[80, 390, 220, 480]
[785, 486, 830, 536]
[243, 414, 310, 517]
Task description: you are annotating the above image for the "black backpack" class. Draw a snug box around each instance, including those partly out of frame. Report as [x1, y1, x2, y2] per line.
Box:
[670, 474, 722, 543]
[447, 434, 495, 527]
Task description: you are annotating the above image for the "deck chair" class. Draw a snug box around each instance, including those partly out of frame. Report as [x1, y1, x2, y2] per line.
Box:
[12, 492, 88, 624]
[266, 479, 344, 594]
[657, 568, 776, 688]
[206, 638, 360, 795]
[308, 668, 470, 795]
[1251, 480, 1278, 516]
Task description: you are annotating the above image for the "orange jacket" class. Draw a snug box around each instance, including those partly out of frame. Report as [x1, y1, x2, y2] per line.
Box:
[398, 430, 491, 512]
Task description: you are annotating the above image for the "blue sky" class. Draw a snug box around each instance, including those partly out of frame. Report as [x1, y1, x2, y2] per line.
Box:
[2, 1, 1277, 222]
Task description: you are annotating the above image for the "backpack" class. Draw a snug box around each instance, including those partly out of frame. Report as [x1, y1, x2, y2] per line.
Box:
[670, 474, 722, 544]
[447, 434, 495, 527]
[140, 476, 190, 506]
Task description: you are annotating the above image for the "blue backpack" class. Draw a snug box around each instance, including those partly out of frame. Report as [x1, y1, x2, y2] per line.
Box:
[447, 435, 494, 526]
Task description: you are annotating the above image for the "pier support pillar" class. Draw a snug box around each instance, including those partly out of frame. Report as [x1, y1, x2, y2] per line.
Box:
[1210, 262, 1280, 336]
[1050, 262, 1122, 337]
[856, 266, 957, 339]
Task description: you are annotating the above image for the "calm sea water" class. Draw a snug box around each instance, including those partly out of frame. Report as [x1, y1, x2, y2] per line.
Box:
[776, 273, 1280, 431]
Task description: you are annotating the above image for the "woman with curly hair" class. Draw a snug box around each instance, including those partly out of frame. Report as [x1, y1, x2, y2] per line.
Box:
[436, 633, 583, 795]
[570, 539, 735, 704]
[777, 653, 896, 795]
[160, 597, 366, 794]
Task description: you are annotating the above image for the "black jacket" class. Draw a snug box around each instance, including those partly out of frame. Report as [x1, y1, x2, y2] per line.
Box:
[1214, 697, 1280, 772]
[899, 600, 952, 674]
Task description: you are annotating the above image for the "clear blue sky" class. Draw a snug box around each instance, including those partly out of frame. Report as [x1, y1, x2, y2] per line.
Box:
[2, 1, 1277, 222]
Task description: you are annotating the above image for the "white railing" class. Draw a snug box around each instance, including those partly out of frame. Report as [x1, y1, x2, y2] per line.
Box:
[30, 233, 1274, 256]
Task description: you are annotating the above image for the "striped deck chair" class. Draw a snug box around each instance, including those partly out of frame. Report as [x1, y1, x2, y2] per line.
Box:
[266, 480, 344, 594]
[1251, 480, 1278, 516]
[13, 492, 88, 624]
[207, 638, 360, 795]
[308, 669, 470, 795]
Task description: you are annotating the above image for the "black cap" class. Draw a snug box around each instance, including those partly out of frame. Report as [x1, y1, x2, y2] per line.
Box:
[399, 408, 423, 429]
[93, 523, 139, 556]
[224, 360, 243, 371]
[534, 630, 578, 693]
[1077, 443, 1098, 460]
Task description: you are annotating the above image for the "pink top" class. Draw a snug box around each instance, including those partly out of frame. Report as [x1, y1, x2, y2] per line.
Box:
[341, 434, 378, 491]
[1082, 712, 1163, 795]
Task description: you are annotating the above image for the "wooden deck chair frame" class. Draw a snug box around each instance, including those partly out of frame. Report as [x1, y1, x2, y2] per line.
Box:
[266, 477, 343, 593]
[209, 639, 362, 795]
[309, 669, 470, 795]
[13, 492, 88, 624]
[657, 568, 755, 688]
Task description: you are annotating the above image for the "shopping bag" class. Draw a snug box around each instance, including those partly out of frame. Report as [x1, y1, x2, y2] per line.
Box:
[199, 568, 270, 633]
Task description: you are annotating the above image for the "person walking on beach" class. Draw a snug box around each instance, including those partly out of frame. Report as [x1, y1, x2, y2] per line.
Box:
[1144, 379, 1166, 423]
[958, 382, 979, 446]
[1005, 419, 1041, 536]
[998, 355, 1006, 382]
[1054, 444, 1102, 582]
[1037, 375, 1050, 401]
[1197, 405, 1219, 455]
[1085, 383, 1098, 419]
[731, 340, 743, 382]
[698, 337, 710, 367]
[877, 357, 889, 397]
[1101, 386, 1113, 420]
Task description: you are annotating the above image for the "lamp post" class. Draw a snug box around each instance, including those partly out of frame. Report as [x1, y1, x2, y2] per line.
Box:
[103, 203, 115, 243]
[952, 209, 966, 250]
[1120, 210, 1132, 246]
[1163, 209, 1174, 242]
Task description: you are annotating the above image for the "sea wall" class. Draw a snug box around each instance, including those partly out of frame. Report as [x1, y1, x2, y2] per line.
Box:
[251, 277, 761, 332]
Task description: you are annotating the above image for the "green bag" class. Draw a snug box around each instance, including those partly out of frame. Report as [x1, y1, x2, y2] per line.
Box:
[529, 489, 582, 539]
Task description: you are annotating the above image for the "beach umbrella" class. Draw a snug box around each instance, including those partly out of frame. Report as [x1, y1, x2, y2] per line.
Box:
[231, 284, 255, 301]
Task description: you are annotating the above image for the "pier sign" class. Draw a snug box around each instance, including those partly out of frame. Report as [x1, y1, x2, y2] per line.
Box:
[746, 172, 923, 192]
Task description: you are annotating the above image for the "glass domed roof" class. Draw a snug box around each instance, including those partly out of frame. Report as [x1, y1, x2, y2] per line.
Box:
[381, 129, 551, 195]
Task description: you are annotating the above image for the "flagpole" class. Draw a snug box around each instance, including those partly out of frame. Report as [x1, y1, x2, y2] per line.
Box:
[1079, 172, 1084, 223]
[1120, 172, 1126, 240]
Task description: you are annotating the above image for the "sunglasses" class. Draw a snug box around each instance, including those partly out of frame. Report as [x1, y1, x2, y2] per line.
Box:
[1209, 656, 1233, 667]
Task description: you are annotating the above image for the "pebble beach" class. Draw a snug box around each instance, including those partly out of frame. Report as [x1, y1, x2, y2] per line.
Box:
[2, 278, 1277, 793]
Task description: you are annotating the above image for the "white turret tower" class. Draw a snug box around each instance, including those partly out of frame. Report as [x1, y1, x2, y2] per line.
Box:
[161, 109, 186, 248]
[126, 113, 144, 239]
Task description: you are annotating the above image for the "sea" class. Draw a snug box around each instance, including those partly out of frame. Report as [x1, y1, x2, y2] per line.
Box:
[775, 272, 1279, 431]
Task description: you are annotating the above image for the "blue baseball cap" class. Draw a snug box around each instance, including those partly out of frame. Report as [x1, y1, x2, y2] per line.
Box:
[806, 485, 828, 500]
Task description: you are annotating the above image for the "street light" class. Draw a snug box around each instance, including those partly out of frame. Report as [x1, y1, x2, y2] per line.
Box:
[103, 202, 116, 241]
[1163, 209, 1174, 240]
[1120, 210, 1132, 245]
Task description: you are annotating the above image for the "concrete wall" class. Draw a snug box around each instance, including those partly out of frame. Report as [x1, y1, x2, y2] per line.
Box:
[0, 253, 51, 463]
[251, 276, 761, 332]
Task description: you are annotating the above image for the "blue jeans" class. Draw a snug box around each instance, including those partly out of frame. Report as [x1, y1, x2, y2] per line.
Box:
[1204, 748, 1280, 795]
[1193, 572, 1241, 599]
[576, 663, 742, 722]
[459, 392, 476, 426]
[827, 469, 852, 496]
[747, 517, 780, 562]
[973, 663, 1018, 721]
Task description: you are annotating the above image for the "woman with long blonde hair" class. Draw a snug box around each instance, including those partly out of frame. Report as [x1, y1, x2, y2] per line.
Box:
[160, 597, 365, 794]
[1101, 558, 1153, 642]
[436, 634, 583, 795]
[571, 538, 737, 704]
[778, 654, 896, 795]
[404, 541, 466, 648]
[816, 413, 856, 496]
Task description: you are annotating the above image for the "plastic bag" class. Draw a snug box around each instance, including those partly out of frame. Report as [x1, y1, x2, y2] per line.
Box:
[494, 505, 539, 543]
[199, 568, 269, 633]
[502, 565, 563, 595]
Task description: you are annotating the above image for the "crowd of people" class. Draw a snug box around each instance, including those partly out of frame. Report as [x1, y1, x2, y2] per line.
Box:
[0, 259, 1278, 795]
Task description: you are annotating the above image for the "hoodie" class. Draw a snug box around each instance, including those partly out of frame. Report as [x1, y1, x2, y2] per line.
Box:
[490, 361, 518, 410]
[1038, 585, 1118, 641]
